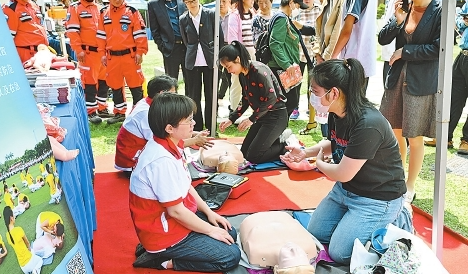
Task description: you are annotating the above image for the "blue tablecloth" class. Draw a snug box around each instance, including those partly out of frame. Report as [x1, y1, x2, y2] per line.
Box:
[52, 84, 97, 264]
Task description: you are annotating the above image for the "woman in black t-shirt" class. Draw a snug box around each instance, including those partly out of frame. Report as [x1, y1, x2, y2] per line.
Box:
[218, 41, 289, 164]
[280, 58, 413, 265]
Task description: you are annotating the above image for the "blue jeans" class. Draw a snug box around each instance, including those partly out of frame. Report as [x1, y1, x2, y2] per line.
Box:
[307, 182, 413, 265]
[158, 211, 241, 272]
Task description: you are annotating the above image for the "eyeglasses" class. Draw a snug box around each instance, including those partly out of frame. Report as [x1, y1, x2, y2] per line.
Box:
[309, 87, 332, 98]
[178, 117, 195, 126]
[184, 0, 198, 5]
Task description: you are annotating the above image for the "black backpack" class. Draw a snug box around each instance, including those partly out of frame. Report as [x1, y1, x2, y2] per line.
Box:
[254, 13, 286, 64]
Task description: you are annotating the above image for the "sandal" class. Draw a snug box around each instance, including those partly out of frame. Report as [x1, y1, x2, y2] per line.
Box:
[299, 122, 317, 135]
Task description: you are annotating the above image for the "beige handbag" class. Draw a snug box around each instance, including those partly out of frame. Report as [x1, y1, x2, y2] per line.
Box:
[239, 211, 318, 267]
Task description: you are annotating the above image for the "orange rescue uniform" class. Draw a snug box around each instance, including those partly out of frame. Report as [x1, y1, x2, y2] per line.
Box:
[66, 0, 109, 114]
[97, 1, 148, 114]
[2, 0, 48, 63]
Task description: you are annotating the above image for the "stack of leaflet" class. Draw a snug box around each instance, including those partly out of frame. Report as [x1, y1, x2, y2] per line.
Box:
[33, 76, 71, 104]
[25, 71, 47, 87]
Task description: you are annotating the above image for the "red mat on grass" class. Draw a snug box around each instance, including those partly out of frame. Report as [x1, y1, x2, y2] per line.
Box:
[93, 154, 467, 274]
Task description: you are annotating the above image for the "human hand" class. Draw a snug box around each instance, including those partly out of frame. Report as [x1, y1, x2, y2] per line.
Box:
[394, 0, 408, 25]
[316, 147, 325, 162]
[207, 211, 232, 230]
[219, 120, 232, 132]
[389, 48, 403, 66]
[135, 54, 143, 65]
[237, 119, 252, 132]
[207, 226, 235, 245]
[286, 64, 297, 77]
[101, 56, 107, 67]
[292, 20, 302, 29]
[280, 146, 306, 163]
[316, 147, 332, 163]
[193, 132, 215, 149]
[77, 51, 85, 63]
[315, 54, 325, 64]
[206, 212, 234, 245]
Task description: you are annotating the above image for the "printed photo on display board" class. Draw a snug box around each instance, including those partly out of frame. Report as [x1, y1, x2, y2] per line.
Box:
[0, 9, 90, 274]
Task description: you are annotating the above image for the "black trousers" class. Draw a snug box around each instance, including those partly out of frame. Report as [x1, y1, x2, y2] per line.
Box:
[217, 66, 231, 99]
[241, 108, 288, 164]
[448, 51, 468, 142]
[185, 66, 215, 132]
[299, 61, 314, 108]
[163, 43, 187, 82]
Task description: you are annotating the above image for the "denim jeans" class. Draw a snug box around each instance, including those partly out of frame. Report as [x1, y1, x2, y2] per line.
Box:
[307, 182, 413, 265]
[158, 211, 241, 272]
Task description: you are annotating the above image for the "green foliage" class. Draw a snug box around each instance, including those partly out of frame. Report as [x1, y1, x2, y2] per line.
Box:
[377, 3, 385, 19]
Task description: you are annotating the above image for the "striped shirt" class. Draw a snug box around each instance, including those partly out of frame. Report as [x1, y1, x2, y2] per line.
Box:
[293, 4, 321, 63]
[241, 14, 255, 50]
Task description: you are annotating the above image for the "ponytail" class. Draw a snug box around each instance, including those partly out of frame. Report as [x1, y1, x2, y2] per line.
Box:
[3, 206, 15, 244]
[310, 58, 374, 125]
[218, 40, 251, 70]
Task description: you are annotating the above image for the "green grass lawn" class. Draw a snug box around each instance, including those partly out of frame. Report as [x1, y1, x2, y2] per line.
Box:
[91, 42, 468, 238]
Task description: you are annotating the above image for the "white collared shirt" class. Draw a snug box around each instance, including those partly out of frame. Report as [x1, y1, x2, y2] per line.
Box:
[189, 5, 208, 67]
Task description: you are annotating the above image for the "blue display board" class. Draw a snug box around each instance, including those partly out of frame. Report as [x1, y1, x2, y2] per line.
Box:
[0, 9, 93, 274]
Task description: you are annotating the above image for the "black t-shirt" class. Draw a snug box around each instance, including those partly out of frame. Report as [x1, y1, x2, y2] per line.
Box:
[328, 107, 406, 200]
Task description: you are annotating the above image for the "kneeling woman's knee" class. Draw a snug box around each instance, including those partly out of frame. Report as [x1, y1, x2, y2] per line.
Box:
[219, 246, 241, 271]
[245, 151, 263, 164]
[328, 240, 353, 265]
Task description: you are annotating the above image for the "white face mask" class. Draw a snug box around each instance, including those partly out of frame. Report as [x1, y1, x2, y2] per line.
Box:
[310, 89, 334, 113]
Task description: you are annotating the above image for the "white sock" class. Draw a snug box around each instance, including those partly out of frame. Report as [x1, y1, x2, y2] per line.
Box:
[161, 260, 169, 269]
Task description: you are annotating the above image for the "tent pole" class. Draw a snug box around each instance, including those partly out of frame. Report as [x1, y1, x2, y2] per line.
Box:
[433, 0, 456, 260]
[210, 0, 221, 137]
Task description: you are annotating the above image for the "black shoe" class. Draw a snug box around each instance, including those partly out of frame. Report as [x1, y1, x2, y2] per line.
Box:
[106, 113, 126, 124]
[134, 243, 146, 257]
[88, 112, 102, 124]
[97, 109, 114, 118]
[133, 252, 169, 270]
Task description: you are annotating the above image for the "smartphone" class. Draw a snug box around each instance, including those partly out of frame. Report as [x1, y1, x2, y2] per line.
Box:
[401, 0, 409, 13]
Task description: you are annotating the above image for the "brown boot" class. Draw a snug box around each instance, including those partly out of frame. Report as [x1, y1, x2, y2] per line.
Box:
[424, 138, 453, 148]
[424, 138, 437, 146]
[457, 140, 468, 155]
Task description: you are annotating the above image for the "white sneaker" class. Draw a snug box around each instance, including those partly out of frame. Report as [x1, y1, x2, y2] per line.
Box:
[279, 128, 292, 143]
[286, 134, 301, 147]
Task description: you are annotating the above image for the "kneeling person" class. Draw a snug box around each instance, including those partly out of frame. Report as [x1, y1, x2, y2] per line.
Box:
[114, 75, 213, 176]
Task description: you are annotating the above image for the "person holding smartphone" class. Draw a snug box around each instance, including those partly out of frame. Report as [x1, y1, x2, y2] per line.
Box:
[378, 0, 442, 204]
